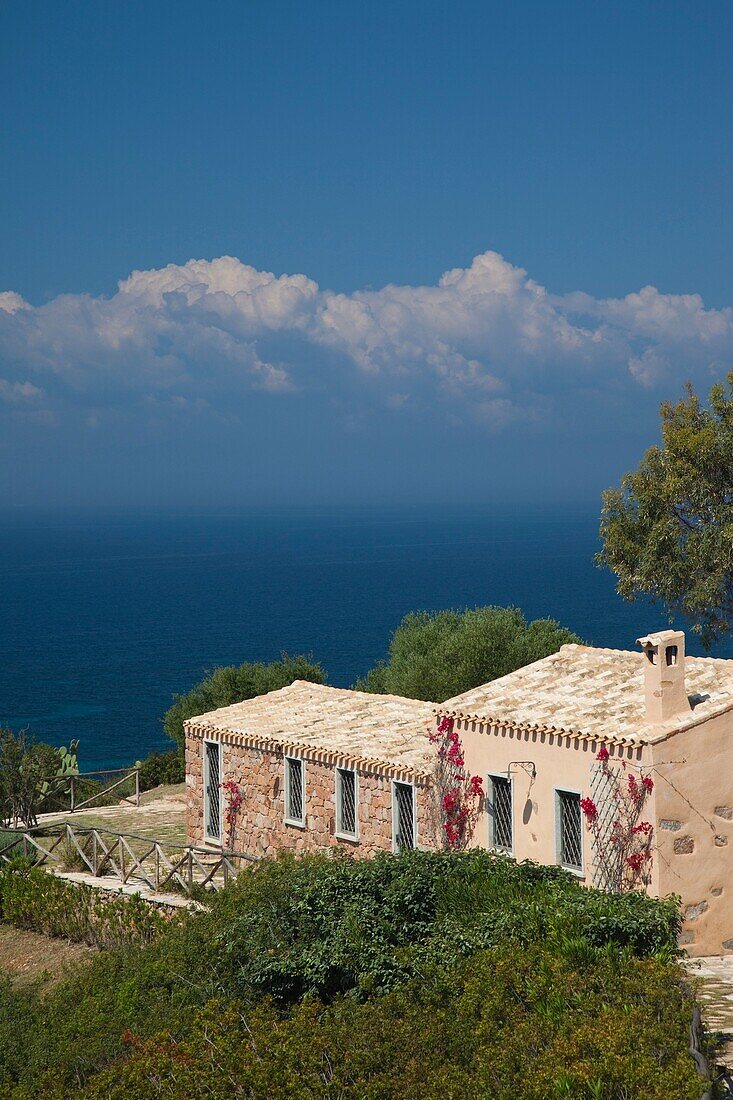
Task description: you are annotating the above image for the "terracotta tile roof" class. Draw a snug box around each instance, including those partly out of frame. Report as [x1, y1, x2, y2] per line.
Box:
[438, 644, 733, 745]
[185, 681, 435, 776]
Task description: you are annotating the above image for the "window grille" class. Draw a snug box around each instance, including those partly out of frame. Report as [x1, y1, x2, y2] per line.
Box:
[488, 775, 513, 851]
[393, 781, 415, 851]
[558, 790, 582, 870]
[285, 757, 304, 824]
[336, 768, 357, 837]
[204, 741, 221, 840]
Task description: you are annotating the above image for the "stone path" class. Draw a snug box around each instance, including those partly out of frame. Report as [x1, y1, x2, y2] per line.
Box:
[685, 955, 733, 1093]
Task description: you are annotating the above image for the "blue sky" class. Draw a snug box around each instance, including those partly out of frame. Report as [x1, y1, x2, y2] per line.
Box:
[2, 1, 733, 509]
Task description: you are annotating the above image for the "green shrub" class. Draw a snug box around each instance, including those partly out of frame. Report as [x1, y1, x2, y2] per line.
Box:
[0, 851, 704, 1099]
[136, 750, 184, 791]
[80, 949, 703, 1100]
[0, 864, 172, 949]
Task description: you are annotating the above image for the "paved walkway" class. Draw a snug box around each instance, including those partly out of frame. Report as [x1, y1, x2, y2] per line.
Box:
[685, 955, 733, 1092]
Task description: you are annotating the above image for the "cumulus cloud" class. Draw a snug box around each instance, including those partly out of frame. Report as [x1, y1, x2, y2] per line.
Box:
[1, 251, 732, 432]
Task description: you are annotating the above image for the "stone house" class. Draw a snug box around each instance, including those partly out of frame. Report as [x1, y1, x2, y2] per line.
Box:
[185, 681, 437, 858]
[185, 629, 733, 956]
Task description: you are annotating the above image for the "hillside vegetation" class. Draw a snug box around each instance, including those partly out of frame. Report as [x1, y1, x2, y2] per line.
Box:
[0, 850, 707, 1099]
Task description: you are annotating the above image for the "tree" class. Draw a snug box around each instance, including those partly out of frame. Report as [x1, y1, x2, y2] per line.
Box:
[355, 606, 582, 703]
[164, 654, 327, 752]
[0, 728, 60, 828]
[597, 372, 733, 647]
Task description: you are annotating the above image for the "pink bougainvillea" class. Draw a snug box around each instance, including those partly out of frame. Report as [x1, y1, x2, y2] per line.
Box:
[220, 778, 244, 848]
[581, 747, 655, 893]
[427, 717, 484, 851]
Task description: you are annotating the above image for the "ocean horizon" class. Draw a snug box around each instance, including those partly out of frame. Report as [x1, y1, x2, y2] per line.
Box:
[2, 504, 727, 771]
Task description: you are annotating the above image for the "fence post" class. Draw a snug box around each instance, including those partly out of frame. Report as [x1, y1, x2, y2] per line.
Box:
[135, 769, 140, 808]
[188, 849, 193, 894]
[70, 776, 75, 813]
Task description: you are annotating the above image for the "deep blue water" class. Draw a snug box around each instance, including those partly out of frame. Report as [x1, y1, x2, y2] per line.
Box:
[2, 506, 730, 770]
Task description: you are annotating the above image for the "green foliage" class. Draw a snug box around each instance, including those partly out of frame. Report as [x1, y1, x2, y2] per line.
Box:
[0, 729, 60, 828]
[163, 653, 327, 751]
[0, 863, 172, 949]
[136, 749, 184, 791]
[80, 952, 703, 1100]
[355, 606, 583, 702]
[0, 852, 702, 1098]
[598, 371, 733, 646]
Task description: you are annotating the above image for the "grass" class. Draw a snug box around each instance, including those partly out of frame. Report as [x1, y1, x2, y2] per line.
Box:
[0, 924, 95, 992]
[37, 783, 187, 849]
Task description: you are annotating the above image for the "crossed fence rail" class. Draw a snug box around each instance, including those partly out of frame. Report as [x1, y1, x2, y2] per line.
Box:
[0, 822, 256, 897]
[39, 767, 141, 815]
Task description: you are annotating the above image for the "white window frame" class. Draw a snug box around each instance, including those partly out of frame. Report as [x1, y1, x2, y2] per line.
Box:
[335, 765, 359, 841]
[487, 772, 514, 854]
[203, 739, 223, 845]
[284, 754, 306, 828]
[555, 786, 584, 876]
[392, 780, 417, 852]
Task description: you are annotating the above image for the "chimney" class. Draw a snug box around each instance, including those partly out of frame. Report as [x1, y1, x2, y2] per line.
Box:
[637, 630, 692, 724]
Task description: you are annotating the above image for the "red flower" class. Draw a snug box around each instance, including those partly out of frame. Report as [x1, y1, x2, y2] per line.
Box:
[469, 774, 484, 796]
[641, 775, 654, 793]
[596, 746, 610, 762]
[437, 716, 454, 734]
[442, 790, 458, 813]
[632, 820, 653, 836]
[580, 797, 598, 823]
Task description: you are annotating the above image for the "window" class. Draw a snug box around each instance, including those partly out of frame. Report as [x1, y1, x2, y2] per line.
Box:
[393, 781, 416, 851]
[556, 789, 583, 872]
[666, 644, 678, 666]
[336, 767, 358, 839]
[204, 740, 222, 842]
[487, 774, 513, 852]
[285, 756, 305, 826]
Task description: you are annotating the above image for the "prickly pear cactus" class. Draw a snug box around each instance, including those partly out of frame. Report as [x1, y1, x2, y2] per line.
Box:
[56, 740, 79, 776]
[39, 740, 80, 801]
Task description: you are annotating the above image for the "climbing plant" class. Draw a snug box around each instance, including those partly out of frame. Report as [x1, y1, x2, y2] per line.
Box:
[581, 746, 655, 893]
[427, 717, 483, 850]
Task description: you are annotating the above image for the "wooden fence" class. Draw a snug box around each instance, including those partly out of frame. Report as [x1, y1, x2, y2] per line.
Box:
[39, 767, 141, 815]
[0, 822, 256, 897]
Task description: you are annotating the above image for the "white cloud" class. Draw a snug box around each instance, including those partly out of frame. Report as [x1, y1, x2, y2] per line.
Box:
[0, 378, 42, 403]
[1, 251, 732, 430]
[0, 291, 30, 314]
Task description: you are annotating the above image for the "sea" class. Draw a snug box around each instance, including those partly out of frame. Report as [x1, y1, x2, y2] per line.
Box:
[2, 505, 729, 771]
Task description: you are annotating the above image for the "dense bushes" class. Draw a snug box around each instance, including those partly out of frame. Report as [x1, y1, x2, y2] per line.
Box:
[136, 749, 184, 791]
[0, 862, 172, 949]
[0, 851, 706, 1099]
[81, 951, 702, 1100]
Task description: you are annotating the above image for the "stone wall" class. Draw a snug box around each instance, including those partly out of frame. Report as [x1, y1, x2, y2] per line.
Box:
[185, 729, 435, 858]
